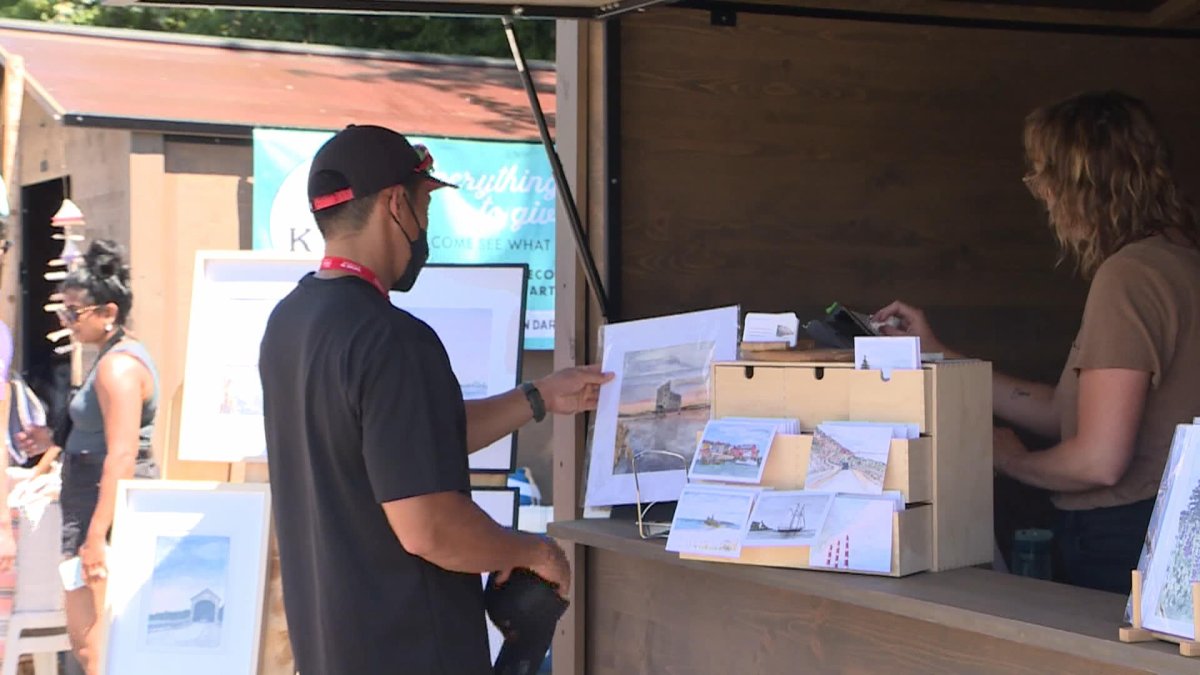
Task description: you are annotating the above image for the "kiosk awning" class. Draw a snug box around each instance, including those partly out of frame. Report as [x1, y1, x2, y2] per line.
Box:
[100, 0, 1200, 320]
[103, 0, 674, 20]
[102, 0, 1200, 26]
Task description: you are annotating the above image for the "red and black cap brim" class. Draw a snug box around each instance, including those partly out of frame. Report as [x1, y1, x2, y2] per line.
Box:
[309, 140, 457, 212]
[412, 144, 457, 191]
[423, 174, 457, 191]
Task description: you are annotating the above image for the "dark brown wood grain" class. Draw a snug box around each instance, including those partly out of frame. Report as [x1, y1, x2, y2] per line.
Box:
[616, 8, 1200, 383]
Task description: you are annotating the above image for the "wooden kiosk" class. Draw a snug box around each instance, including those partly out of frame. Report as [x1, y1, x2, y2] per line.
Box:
[121, 0, 1200, 672]
[542, 7, 1200, 672]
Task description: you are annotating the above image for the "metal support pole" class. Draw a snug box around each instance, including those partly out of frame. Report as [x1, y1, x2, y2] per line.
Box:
[502, 17, 611, 321]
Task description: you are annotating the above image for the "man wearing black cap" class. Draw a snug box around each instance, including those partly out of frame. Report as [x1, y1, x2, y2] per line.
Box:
[259, 124, 611, 675]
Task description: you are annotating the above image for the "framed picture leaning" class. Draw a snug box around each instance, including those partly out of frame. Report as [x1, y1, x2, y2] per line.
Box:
[101, 480, 272, 675]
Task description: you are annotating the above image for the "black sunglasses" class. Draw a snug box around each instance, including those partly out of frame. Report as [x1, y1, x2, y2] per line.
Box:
[56, 304, 99, 324]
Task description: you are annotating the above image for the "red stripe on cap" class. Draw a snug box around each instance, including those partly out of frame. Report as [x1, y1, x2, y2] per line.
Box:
[311, 188, 355, 211]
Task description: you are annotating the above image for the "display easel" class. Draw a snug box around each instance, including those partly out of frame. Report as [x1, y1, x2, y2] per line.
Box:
[224, 458, 293, 675]
[1119, 570, 1200, 657]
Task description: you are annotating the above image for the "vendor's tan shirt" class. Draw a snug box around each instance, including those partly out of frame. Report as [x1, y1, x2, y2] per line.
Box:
[1054, 234, 1200, 510]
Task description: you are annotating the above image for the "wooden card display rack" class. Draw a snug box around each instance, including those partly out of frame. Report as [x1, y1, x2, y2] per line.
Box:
[680, 358, 992, 576]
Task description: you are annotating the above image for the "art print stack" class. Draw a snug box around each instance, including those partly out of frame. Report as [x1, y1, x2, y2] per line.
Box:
[1125, 418, 1200, 649]
[687, 418, 793, 484]
[666, 416, 907, 574]
[801, 421, 906, 574]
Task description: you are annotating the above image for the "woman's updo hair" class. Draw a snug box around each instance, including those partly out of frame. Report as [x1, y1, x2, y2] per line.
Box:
[62, 239, 133, 325]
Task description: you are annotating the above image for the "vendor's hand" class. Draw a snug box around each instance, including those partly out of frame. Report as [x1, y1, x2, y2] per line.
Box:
[872, 301, 947, 354]
[993, 426, 1029, 478]
[535, 364, 614, 415]
[80, 535, 107, 586]
[0, 528, 15, 573]
[15, 425, 53, 458]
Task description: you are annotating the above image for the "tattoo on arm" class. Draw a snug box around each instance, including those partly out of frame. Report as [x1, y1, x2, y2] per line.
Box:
[1011, 388, 1032, 400]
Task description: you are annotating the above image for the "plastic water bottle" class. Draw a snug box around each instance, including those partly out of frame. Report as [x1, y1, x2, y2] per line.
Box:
[1011, 529, 1053, 580]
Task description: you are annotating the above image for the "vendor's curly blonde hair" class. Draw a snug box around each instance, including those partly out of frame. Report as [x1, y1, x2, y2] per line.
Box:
[1023, 91, 1199, 278]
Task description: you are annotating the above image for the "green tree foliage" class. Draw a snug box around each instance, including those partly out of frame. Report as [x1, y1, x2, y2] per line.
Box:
[0, 0, 555, 60]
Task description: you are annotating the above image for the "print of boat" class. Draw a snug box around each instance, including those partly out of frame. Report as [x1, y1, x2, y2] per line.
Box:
[776, 503, 807, 534]
[750, 503, 808, 536]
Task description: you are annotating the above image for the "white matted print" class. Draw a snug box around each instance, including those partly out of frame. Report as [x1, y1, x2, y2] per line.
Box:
[178, 251, 319, 463]
[688, 419, 777, 484]
[584, 306, 739, 507]
[745, 491, 835, 547]
[1140, 424, 1200, 640]
[102, 481, 271, 675]
[811, 495, 894, 574]
[472, 488, 520, 664]
[664, 485, 757, 559]
[806, 424, 892, 495]
[178, 252, 526, 471]
[393, 264, 527, 472]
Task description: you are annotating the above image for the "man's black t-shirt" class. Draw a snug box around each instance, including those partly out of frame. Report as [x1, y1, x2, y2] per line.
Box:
[259, 273, 491, 675]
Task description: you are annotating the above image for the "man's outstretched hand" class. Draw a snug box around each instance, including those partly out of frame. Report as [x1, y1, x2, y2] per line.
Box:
[535, 364, 614, 416]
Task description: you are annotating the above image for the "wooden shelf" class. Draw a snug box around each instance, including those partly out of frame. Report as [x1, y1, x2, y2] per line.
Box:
[551, 518, 1197, 675]
[708, 359, 993, 572]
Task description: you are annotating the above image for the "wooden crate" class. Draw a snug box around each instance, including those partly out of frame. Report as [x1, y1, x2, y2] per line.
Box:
[709, 359, 993, 573]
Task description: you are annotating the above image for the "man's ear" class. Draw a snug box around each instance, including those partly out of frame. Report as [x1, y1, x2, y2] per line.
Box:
[374, 187, 398, 227]
[386, 186, 412, 218]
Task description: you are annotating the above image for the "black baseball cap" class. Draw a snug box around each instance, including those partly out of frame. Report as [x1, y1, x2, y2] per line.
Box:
[307, 124, 457, 213]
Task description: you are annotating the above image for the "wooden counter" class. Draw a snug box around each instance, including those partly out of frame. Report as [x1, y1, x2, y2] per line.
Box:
[549, 518, 1192, 675]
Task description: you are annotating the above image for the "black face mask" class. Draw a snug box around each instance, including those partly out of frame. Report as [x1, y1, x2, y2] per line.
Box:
[391, 199, 429, 293]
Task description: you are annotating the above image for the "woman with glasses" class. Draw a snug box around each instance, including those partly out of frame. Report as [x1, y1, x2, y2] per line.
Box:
[873, 91, 1200, 594]
[16, 239, 159, 675]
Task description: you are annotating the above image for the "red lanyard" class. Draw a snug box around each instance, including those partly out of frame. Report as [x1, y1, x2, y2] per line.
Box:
[319, 256, 387, 297]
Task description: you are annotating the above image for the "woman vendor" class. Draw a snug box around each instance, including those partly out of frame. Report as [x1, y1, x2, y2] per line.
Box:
[874, 90, 1200, 594]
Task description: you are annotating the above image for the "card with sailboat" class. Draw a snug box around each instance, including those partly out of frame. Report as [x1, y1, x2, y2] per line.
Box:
[744, 491, 835, 547]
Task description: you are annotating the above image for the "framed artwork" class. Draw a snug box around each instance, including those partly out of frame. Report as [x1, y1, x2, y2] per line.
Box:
[101, 481, 272, 675]
[472, 487, 521, 664]
[179, 251, 527, 472]
[394, 264, 528, 472]
[584, 306, 740, 507]
[1135, 423, 1200, 640]
[178, 251, 318, 463]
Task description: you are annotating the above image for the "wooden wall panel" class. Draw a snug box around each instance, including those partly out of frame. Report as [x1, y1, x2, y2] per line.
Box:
[17, 97, 65, 188]
[132, 136, 249, 477]
[585, 547, 1151, 675]
[127, 133, 175, 471]
[553, 16, 616, 675]
[161, 138, 249, 479]
[617, 10, 1200, 381]
[65, 127, 132, 245]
